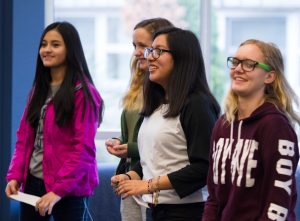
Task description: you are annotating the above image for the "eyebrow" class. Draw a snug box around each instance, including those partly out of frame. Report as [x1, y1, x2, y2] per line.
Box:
[134, 41, 148, 47]
[42, 40, 62, 43]
[152, 44, 168, 49]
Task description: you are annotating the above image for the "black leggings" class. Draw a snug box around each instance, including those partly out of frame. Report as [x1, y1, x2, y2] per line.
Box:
[151, 202, 205, 221]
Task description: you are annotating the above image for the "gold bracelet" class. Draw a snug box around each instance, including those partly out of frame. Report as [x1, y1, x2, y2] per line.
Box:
[157, 176, 160, 191]
[152, 176, 160, 206]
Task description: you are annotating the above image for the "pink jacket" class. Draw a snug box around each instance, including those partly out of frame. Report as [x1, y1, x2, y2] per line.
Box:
[6, 83, 102, 197]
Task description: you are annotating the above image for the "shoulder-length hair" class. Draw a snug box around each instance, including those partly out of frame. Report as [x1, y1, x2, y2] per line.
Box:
[224, 39, 300, 125]
[122, 18, 173, 111]
[26, 21, 103, 127]
[141, 27, 220, 117]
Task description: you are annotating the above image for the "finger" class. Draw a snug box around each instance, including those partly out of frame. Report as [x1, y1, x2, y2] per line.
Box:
[41, 205, 49, 217]
[5, 190, 11, 197]
[38, 207, 44, 216]
[117, 184, 128, 195]
[119, 179, 127, 185]
[6, 184, 14, 195]
[111, 175, 118, 183]
[36, 200, 45, 215]
[113, 145, 126, 151]
[116, 186, 123, 195]
[107, 146, 120, 156]
[106, 146, 114, 154]
[112, 182, 119, 188]
[5, 185, 12, 196]
[106, 139, 116, 146]
[121, 194, 128, 200]
[48, 203, 54, 215]
[105, 139, 111, 145]
[36, 199, 42, 206]
[11, 185, 18, 194]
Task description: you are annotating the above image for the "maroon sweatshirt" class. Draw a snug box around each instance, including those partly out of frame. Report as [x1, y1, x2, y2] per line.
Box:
[203, 102, 299, 221]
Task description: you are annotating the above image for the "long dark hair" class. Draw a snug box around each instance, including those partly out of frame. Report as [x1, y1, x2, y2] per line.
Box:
[26, 21, 103, 127]
[141, 27, 220, 117]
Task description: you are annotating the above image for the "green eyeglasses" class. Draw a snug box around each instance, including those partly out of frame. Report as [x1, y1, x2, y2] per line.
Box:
[227, 57, 272, 72]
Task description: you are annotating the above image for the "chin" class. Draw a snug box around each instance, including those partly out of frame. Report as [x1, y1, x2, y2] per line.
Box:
[149, 76, 160, 85]
[232, 89, 249, 97]
[149, 74, 156, 82]
[231, 83, 246, 92]
[138, 63, 148, 72]
[43, 63, 53, 67]
[232, 87, 242, 93]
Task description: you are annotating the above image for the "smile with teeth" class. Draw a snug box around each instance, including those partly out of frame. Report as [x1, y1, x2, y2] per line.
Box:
[234, 76, 247, 82]
[149, 65, 158, 72]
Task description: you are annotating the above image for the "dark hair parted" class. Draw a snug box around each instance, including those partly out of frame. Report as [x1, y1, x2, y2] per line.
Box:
[26, 21, 103, 127]
[141, 27, 220, 118]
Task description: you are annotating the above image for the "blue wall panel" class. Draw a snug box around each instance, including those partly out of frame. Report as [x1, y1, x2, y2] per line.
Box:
[11, 0, 44, 150]
[0, 0, 44, 220]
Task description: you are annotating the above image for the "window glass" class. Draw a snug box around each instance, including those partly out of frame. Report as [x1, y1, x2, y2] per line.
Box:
[212, 0, 300, 107]
[229, 17, 286, 49]
[53, 0, 300, 215]
[54, 0, 300, 164]
[54, 0, 201, 163]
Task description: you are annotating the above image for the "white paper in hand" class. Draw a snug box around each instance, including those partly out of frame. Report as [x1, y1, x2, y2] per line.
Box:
[9, 191, 41, 207]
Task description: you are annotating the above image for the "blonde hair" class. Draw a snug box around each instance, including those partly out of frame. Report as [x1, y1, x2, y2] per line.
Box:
[122, 18, 173, 111]
[224, 39, 300, 125]
[122, 57, 144, 111]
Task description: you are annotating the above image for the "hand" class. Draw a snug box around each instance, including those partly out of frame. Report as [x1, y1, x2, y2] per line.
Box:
[36, 192, 61, 216]
[111, 174, 130, 190]
[106, 139, 128, 158]
[116, 179, 148, 199]
[5, 180, 20, 197]
[105, 138, 121, 148]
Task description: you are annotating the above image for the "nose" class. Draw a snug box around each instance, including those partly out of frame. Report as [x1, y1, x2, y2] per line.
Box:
[133, 46, 143, 57]
[145, 51, 155, 61]
[234, 62, 244, 72]
[43, 45, 52, 52]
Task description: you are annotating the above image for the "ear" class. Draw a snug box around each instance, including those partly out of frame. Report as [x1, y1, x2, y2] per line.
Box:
[264, 71, 276, 84]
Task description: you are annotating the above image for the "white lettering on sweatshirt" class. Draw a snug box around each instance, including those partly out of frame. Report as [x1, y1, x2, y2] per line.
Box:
[267, 139, 295, 220]
[212, 138, 258, 186]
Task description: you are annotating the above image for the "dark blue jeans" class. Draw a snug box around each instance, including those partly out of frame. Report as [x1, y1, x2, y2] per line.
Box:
[146, 208, 153, 221]
[20, 173, 91, 221]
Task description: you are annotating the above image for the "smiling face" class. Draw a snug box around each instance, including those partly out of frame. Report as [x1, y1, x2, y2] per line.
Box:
[132, 27, 152, 72]
[230, 43, 275, 100]
[146, 34, 174, 89]
[39, 30, 67, 70]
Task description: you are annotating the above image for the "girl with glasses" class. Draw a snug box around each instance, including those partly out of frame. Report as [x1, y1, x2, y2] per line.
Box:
[111, 27, 220, 221]
[105, 18, 173, 221]
[203, 39, 300, 221]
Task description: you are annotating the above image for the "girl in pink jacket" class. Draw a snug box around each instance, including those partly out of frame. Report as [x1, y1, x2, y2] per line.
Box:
[5, 21, 103, 221]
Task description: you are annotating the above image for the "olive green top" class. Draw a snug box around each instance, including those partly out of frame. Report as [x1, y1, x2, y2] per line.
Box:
[115, 109, 143, 174]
